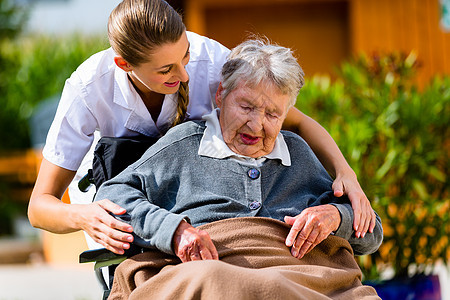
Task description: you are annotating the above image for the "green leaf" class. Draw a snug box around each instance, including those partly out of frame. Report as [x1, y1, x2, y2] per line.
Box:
[412, 180, 429, 199]
[376, 149, 397, 179]
[428, 167, 446, 182]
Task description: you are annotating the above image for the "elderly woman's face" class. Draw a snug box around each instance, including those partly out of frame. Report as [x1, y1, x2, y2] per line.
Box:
[216, 82, 290, 158]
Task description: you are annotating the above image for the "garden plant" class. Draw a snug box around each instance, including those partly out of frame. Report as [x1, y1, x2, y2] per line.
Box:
[297, 52, 449, 281]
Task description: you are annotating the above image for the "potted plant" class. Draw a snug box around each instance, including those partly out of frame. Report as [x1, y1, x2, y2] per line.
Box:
[296, 51, 449, 299]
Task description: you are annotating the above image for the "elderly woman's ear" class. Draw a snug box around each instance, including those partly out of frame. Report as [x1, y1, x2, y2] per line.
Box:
[215, 83, 225, 108]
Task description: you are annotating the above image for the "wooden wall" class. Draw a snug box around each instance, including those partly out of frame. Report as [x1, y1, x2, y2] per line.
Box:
[183, 0, 450, 84]
[350, 0, 450, 86]
[184, 0, 350, 78]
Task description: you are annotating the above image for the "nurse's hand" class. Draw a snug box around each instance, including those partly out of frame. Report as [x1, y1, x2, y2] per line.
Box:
[172, 220, 219, 263]
[75, 199, 134, 255]
[332, 171, 376, 238]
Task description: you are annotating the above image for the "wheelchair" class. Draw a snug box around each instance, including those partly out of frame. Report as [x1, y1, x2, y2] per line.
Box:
[78, 135, 158, 299]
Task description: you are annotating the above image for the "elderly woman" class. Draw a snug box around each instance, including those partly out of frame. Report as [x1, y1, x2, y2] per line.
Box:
[95, 39, 383, 299]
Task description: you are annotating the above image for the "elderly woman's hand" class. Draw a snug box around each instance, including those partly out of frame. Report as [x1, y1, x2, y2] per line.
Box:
[172, 220, 219, 263]
[332, 171, 376, 238]
[284, 205, 340, 259]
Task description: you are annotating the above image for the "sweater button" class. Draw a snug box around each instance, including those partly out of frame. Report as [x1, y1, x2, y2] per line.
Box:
[247, 168, 260, 179]
[249, 201, 261, 210]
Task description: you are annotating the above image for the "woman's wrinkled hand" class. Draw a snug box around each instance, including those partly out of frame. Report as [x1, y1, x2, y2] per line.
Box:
[75, 199, 134, 255]
[284, 205, 340, 259]
[332, 172, 376, 238]
[172, 220, 219, 263]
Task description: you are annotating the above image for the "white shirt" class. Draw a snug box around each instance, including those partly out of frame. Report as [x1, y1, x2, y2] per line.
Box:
[199, 109, 291, 167]
[43, 31, 230, 200]
[41, 32, 229, 249]
[43, 31, 229, 171]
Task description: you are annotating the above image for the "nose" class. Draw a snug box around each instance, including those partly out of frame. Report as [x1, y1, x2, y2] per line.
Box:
[246, 111, 264, 133]
[175, 64, 189, 83]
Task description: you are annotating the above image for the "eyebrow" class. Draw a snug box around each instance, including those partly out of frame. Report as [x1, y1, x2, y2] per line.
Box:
[158, 42, 190, 70]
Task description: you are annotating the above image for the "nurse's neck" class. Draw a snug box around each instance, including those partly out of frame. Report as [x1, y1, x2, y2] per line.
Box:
[128, 73, 164, 121]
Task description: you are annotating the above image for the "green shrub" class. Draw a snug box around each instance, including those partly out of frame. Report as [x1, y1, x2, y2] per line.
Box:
[0, 0, 27, 41]
[297, 52, 450, 280]
[0, 31, 109, 235]
[0, 34, 109, 151]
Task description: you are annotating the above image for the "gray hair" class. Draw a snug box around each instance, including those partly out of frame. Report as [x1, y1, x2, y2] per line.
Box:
[220, 38, 305, 107]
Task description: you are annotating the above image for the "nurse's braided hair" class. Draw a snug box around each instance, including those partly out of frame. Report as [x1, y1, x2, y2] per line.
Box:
[108, 0, 189, 127]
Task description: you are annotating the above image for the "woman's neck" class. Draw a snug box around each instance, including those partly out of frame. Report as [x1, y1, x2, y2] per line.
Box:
[128, 74, 165, 121]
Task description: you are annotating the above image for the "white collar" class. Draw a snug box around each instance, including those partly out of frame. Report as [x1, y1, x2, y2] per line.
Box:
[198, 109, 291, 166]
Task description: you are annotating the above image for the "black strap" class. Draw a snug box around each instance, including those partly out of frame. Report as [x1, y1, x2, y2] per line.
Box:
[78, 135, 159, 192]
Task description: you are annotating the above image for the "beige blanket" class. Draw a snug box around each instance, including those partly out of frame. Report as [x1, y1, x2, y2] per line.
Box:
[109, 217, 380, 300]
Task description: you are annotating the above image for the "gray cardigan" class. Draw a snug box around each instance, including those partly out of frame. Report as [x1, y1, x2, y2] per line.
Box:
[95, 121, 383, 256]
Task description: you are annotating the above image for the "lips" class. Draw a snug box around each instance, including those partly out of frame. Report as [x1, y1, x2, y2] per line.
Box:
[164, 81, 180, 88]
[240, 133, 261, 145]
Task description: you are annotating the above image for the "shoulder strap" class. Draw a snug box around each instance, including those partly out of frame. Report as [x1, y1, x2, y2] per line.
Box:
[78, 136, 159, 192]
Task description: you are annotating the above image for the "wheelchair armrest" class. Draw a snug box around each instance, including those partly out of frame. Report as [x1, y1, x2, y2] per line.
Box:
[79, 248, 122, 263]
[79, 245, 145, 296]
[79, 244, 145, 263]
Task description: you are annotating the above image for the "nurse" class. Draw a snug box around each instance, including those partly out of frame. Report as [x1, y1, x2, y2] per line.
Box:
[28, 0, 375, 255]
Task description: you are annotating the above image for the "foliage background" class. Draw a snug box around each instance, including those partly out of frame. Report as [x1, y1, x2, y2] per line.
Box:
[296, 53, 449, 279]
[0, 35, 109, 151]
[0, 0, 109, 235]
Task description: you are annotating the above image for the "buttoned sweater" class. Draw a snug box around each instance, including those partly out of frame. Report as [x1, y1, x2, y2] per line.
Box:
[95, 121, 383, 256]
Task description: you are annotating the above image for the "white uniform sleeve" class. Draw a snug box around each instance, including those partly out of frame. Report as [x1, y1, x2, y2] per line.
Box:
[42, 73, 98, 171]
[206, 37, 230, 106]
[185, 32, 231, 118]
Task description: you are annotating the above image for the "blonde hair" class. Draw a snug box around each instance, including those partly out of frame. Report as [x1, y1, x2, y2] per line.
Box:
[108, 0, 189, 127]
[221, 38, 304, 108]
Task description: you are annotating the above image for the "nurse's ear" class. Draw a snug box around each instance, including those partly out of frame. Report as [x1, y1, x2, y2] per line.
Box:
[114, 56, 133, 72]
[215, 82, 225, 108]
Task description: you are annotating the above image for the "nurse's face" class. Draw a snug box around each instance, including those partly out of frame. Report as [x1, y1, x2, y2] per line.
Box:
[128, 31, 190, 95]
